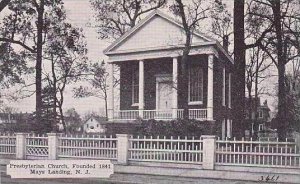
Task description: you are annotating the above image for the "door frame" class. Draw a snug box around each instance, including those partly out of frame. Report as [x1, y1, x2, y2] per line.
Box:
[155, 74, 172, 110]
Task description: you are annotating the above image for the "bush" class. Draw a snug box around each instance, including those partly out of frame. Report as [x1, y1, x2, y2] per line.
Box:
[134, 119, 213, 137]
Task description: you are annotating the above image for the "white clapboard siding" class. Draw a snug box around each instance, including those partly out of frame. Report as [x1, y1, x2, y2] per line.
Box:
[129, 136, 203, 164]
[0, 133, 16, 155]
[216, 137, 300, 168]
[58, 134, 117, 160]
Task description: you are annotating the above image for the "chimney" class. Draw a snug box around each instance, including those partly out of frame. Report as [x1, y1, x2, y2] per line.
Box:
[222, 35, 229, 52]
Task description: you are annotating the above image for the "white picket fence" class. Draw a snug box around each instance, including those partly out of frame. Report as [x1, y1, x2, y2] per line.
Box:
[129, 136, 203, 164]
[216, 137, 300, 168]
[58, 134, 117, 160]
[0, 133, 16, 155]
[0, 133, 300, 169]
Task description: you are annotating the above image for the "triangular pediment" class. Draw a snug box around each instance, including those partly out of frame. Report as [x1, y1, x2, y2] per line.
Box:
[104, 11, 212, 54]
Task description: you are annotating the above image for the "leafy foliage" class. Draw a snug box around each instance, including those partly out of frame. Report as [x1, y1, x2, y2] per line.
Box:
[135, 119, 214, 137]
[0, 0, 71, 127]
[64, 108, 82, 133]
[1, 0, 88, 132]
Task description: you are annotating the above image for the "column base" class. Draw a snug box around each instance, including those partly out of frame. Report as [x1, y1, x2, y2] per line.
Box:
[107, 109, 114, 121]
[138, 109, 144, 118]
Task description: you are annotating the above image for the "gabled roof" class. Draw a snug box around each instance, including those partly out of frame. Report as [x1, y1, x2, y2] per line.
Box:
[83, 115, 106, 124]
[103, 10, 233, 64]
[104, 10, 214, 54]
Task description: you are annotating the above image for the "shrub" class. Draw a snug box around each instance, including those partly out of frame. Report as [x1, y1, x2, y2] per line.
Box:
[134, 119, 212, 137]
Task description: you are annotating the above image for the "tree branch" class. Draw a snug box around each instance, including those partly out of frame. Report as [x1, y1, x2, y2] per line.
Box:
[0, 37, 36, 53]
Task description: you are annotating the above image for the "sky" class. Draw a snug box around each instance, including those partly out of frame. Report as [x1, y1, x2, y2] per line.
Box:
[2, 0, 280, 116]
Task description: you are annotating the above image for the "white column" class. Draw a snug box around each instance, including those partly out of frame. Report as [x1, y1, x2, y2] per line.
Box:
[207, 55, 214, 121]
[138, 60, 144, 117]
[202, 135, 216, 170]
[172, 57, 178, 119]
[107, 63, 114, 121]
[47, 133, 58, 160]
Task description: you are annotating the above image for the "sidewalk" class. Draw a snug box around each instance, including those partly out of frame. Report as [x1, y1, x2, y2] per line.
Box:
[0, 162, 264, 184]
[0, 172, 265, 184]
[1, 159, 297, 184]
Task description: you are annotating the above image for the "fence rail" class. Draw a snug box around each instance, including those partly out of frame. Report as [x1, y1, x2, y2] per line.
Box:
[26, 134, 48, 158]
[58, 135, 117, 160]
[0, 133, 16, 155]
[0, 133, 299, 170]
[129, 136, 203, 164]
[112, 109, 208, 121]
[216, 137, 300, 168]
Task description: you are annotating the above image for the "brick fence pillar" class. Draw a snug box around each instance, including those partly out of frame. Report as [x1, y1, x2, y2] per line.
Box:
[116, 134, 131, 165]
[202, 135, 216, 170]
[47, 133, 59, 160]
[16, 133, 27, 159]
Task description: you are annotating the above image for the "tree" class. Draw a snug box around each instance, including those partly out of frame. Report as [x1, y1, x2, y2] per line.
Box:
[232, 0, 246, 138]
[39, 86, 56, 133]
[210, 0, 233, 55]
[285, 73, 300, 132]
[73, 61, 111, 119]
[170, 0, 209, 119]
[246, 0, 300, 139]
[64, 108, 82, 133]
[0, 43, 31, 90]
[90, 0, 166, 40]
[245, 47, 271, 122]
[0, 0, 65, 126]
[43, 20, 88, 133]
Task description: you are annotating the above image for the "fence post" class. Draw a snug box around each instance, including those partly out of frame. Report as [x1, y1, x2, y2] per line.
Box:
[294, 132, 300, 150]
[116, 134, 131, 165]
[16, 133, 27, 159]
[47, 133, 58, 160]
[202, 135, 216, 170]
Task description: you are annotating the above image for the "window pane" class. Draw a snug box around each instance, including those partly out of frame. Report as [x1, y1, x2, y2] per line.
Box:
[132, 68, 139, 104]
[189, 66, 203, 102]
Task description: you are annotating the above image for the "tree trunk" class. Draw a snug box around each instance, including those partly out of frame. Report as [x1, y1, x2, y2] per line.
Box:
[104, 91, 108, 120]
[35, 1, 44, 127]
[51, 54, 58, 132]
[180, 52, 190, 119]
[272, 1, 287, 140]
[233, 0, 246, 138]
[277, 62, 287, 139]
[175, 0, 191, 119]
[254, 58, 259, 123]
[58, 102, 66, 133]
[247, 85, 252, 120]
